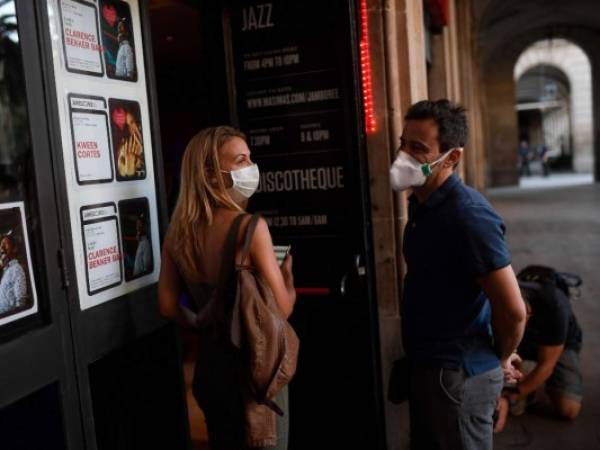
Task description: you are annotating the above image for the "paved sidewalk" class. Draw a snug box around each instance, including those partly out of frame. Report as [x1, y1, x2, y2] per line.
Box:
[489, 183, 600, 450]
[488, 173, 594, 195]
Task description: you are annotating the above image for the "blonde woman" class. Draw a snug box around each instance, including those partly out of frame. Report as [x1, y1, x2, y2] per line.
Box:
[158, 126, 296, 450]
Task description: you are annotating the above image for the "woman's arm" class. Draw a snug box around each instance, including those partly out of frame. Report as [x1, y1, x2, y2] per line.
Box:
[158, 247, 197, 328]
[248, 217, 296, 318]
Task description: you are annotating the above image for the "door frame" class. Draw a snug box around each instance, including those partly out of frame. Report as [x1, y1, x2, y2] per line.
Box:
[0, 1, 84, 448]
[345, 0, 387, 447]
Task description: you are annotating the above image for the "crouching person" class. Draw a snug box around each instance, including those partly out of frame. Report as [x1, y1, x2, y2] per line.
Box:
[497, 266, 583, 425]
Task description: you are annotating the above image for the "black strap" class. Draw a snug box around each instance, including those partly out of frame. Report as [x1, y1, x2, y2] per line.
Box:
[210, 213, 247, 336]
[216, 213, 247, 293]
[239, 214, 261, 266]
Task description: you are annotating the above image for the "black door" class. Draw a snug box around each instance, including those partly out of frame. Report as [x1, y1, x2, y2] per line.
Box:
[225, 1, 386, 448]
[150, 0, 386, 448]
[0, 2, 83, 449]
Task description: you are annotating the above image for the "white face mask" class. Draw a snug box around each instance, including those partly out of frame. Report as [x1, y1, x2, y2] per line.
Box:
[389, 149, 459, 192]
[222, 164, 260, 201]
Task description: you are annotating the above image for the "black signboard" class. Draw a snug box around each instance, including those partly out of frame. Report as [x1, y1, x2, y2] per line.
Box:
[228, 0, 359, 287]
[227, 2, 385, 449]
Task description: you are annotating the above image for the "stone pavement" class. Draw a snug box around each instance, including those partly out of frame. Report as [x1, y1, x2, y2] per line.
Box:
[489, 182, 600, 450]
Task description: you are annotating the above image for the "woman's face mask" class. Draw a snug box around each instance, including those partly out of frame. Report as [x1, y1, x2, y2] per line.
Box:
[389, 149, 459, 192]
[222, 164, 260, 201]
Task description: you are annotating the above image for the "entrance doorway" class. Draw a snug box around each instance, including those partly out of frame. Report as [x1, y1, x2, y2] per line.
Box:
[149, 1, 386, 449]
[513, 38, 595, 190]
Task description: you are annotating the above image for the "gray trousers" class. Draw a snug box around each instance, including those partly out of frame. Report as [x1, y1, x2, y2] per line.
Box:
[408, 365, 503, 450]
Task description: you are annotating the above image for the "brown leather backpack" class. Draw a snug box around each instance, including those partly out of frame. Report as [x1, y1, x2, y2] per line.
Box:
[215, 213, 299, 447]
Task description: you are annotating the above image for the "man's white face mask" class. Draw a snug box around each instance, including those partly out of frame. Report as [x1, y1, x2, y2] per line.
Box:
[222, 164, 260, 202]
[389, 149, 461, 192]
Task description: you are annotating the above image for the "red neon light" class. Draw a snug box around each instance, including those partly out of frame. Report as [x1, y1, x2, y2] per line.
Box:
[359, 0, 376, 133]
[296, 287, 331, 296]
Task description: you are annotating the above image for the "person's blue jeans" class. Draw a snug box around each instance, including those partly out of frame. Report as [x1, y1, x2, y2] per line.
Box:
[408, 365, 503, 450]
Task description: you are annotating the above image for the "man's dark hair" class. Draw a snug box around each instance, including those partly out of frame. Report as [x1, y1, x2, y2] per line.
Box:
[404, 99, 468, 153]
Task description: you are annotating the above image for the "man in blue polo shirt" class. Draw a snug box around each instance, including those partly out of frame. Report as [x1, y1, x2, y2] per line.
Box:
[390, 100, 527, 450]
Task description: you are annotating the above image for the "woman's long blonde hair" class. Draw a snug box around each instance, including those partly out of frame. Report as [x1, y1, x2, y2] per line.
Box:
[168, 126, 246, 280]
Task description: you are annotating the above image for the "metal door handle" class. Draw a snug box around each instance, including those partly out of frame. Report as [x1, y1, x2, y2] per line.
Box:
[340, 254, 366, 297]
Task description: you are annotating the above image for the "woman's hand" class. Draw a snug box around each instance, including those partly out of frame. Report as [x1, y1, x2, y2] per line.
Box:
[280, 254, 294, 287]
[250, 217, 296, 318]
[280, 253, 296, 307]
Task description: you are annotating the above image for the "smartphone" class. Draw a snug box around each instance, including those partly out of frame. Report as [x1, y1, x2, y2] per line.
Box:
[273, 245, 291, 266]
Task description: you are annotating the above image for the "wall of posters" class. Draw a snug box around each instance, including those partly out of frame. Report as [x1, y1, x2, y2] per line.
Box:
[47, 0, 161, 310]
[0, 202, 39, 326]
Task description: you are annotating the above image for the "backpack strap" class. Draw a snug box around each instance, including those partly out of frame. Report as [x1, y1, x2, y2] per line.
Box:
[239, 214, 261, 266]
[216, 213, 247, 291]
[210, 213, 247, 337]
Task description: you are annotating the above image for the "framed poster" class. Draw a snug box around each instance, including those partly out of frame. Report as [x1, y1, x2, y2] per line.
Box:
[47, 0, 161, 310]
[109, 98, 146, 181]
[99, 0, 138, 81]
[68, 94, 114, 184]
[0, 202, 39, 326]
[80, 203, 123, 295]
[59, 0, 104, 76]
[118, 197, 153, 281]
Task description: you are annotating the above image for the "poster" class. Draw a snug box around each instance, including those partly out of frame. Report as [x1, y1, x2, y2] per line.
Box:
[59, 0, 104, 76]
[109, 98, 146, 181]
[228, 0, 360, 288]
[48, 0, 161, 310]
[99, 0, 138, 81]
[80, 203, 123, 295]
[230, 1, 351, 238]
[118, 198, 153, 281]
[69, 94, 114, 184]
[0, 202, 38, 326]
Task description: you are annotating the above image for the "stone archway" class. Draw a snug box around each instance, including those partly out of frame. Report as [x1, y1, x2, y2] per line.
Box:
[475, 0, 600, 186]
[515, 40, 593, 174]
[516, 64, 572, 172]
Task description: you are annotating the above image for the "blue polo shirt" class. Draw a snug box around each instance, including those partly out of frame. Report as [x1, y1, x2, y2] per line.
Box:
[402, 174, 511, 376]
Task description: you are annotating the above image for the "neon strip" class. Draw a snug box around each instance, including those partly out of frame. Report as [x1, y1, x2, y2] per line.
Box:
[296, 287, 331, 296]
[359, 0, 376, 133]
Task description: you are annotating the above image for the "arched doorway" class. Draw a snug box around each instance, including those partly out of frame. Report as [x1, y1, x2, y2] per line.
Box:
[517, 64, 572, 172]
[514, 39, 594, 185]
[476, 0, 600, 187]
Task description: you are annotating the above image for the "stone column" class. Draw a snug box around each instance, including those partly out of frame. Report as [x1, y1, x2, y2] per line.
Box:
[481, 58, 520, 186]
[363, 0, 429, 447]
[455, 0, 488, 190]
[592, 56, 600, 181]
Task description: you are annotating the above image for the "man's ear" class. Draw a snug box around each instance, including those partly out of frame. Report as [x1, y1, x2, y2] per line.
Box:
[445, 148, 463, 168]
